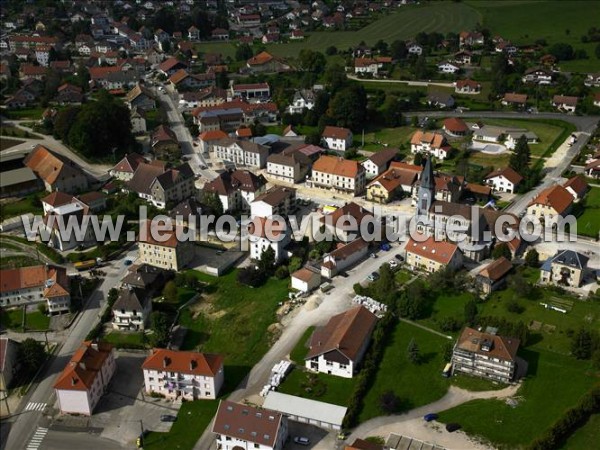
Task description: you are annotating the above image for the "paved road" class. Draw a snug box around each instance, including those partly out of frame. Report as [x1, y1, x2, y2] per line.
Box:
[1, 247, 139, 450]
[37, 430, 124, 450]
[347, 75, 455, 88]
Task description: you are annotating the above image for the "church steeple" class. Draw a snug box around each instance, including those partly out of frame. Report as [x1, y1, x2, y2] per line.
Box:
[416, 157, 434, 217]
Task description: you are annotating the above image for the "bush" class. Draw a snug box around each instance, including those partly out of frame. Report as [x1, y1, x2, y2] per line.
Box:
[379, 390, 402, 414]
[37, 303, 47, 315]
[506, 299, 525, 314]
[275, 265, 289, 280]
[439, 316, 463, 332]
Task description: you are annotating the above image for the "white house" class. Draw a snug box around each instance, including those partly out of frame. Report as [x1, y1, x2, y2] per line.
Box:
[310, 155, 366, 195]
[504, 130, 539, 150]
[266, 152, 311, 184]
[305, 306, 377, 378]
[142, 348, 224, 400]
[322, 126, 353, 152]
[112, 288, 152, 331]
[552, 95, 578, 113]
[54, 341, 116, 416]
[410, 131, 451, 160]
[287, 89, 315, 114]
[320, 239, 369, 278]
[213, 400, 288, 450]
[361, 148, 397, 179]
[483, 167, 523, 193]
[438, 62, 460, 74]
[407, 43, 423, 55]
[250, 187, 296, 218]
[248, 217, 291, 263]
[291, 268, 322, 293]
[203, 169, 267, 212]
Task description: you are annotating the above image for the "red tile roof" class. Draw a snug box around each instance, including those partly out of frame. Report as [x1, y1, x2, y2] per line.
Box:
[410, 131, 448, 149]
[142, 348, 223, 376]
[313, 155, 364, 178]
[322, 126, 352, 140]
[563, 175, 588, 197]
[479, 257, 512, 281]
[406, 233, 459, 265]
[529, 184, 573, 214]
[23, 145, 84, 186]
[484, 167, 523, 185]
[54, 341, 113, 391]
[247, 51, 274, 66]
[443, 117, 469, 133]
[456, 327, 520, 362]
[199, 130, 228, 142]
[41, 191, 74, 207]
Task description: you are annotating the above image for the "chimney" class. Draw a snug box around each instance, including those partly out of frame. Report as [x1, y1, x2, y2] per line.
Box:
[163, 357, 169, 368]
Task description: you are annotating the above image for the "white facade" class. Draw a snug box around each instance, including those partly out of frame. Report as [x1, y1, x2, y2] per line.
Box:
[410, 142, 448, 160]
[438, 62, 460, 74]
[485, 175, 517, 193]
[407, 44, 422, 55]
[323, 135, 352, 151]
[143, 366, 224, 400]
[213, 141, 268, 168]
[287, 90, 315, 114]
[250, 233, 291, 263]
[305, 353, 355, 378]
[290, 270, 321, 293]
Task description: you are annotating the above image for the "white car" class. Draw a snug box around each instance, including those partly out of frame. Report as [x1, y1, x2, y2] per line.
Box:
[388, 260, 398, 268]
[293, 437, 310, 446]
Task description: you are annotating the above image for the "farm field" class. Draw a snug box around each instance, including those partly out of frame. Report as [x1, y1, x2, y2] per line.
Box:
[575, 186, 600, 238]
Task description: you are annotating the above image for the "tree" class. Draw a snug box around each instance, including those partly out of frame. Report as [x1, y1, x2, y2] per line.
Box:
[37, 303, 47, 315]
[325, 46, 337, 56]
[201, 191, 223, 216]
[413, 55, 428, 80]
[53, 106, 81, 141]
[380, 94, 404, 127]
[305, 132, 321, 145]
[235, 44, 253, 61]
[407, 338, 420, 364]
[525, 249, 540, 267]
[323, 63, 347, 92]
[288, 256, 302, 274]
[107, 288, 119, 307]
[19, 338, 46, 377]
[162, 281, 178, 304]
[258, 246, 276, 275]
[571, 328, 593, 359]
[492, 243, 512, 260]
[329, 85, 367, 131]
[491, 54, 510, 96]
[150, 312, 170, 347]
[390, 40, 407, 60]
[464, 299, 478, 326]
[442, 341, 454, 361]
[379, 390, 401, 414]
[399, 280, 430, 319]
[596, 43, 600, 59]
[549, 42, 575, 61]
[298, 49, 326, 75]
[372, 264, 396, 304]
[237, 266, 266, 287]
[509, 135, 531, 175]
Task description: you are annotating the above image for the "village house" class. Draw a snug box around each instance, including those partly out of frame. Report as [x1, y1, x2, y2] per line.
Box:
[41, 201, 96, 252]
[24, 145, 89, 193]
[459, 31, 484, 47]
[410, 131, 451, 160]
[138, 222, 195, 271]
[501, 93, 528, 108]
[443, 117, 469, 136]
[112, 288, 152, 331]
[452, 327, 520, 383]
[194, 107, 244, 133]
[366, 162, 422, 204]
[455, 79, 481, 94]
[522, 66, 553, 84]
[473, 126, 506, 143]
[125, 83, 156, 110]
[0, 265, 70, 313]
[131, 107, 147, 134]
[198, 130, 228, 154]
[158, 57, 188, 77]
[287, 88, 317, 114]
[126, 162, 195, 209]
[169, 69, 215, 90]
[437, 62, 460, 74]
[203, 169, 267, 212]
[291, 267, 322, 293]
[353, 56, 391, 76]
[229, 83, 270, 102]
[361, 148, 398, 179]
[322, 126, 353, 152]
[483, 167, 523, 193]
[55, 83, 83, 104]
[405, 233, 463, 273]
[563, 175, 589, 201]
[427, 92, 455, 109]
[584, 72, 600, 87]
[305, 306, 377, 378]
[248, 216, 291, 263]
[526, 184, 574, 228]
[504, 130, 539, 150]
[321, 202, 375, 243]
[321, 239, 370, 279]
[250, 187, 296, 218]
[121, 264, 169, 295]
[151, 125, 180, 159]
[407, 42, 423, 55]
[213, 400, 288, 450]
[476, 257, 513, 295]
[211, 137, 270, 168]
[310, 155, 366, 195]
[54, 341, 116, 416]
[212, 28, 229, 40]
[540, 250, 589, 288]
[247, 51, 290, 73]
[552, 95, 578, 113]
[181, 87, 227, 109]
[454, 50, 473, 65]
[142, 348, 224, 400]
[266, 151, 311, 184]
[110, 153, 147, 181]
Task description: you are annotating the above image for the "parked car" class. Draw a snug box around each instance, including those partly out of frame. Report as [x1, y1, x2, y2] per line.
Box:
[446, 423, 461, 432]
[388, 260, 398, 269]
[160, 414, 177, 422]
[424, 413, 438, 422]
[293, 436, 310, 446]
[367, 272, 380, 282]
[370, 252, 378, 259]
[380, 243, 391, 251]
[124, 259, 133, 266]
[395, 254, 404, 262]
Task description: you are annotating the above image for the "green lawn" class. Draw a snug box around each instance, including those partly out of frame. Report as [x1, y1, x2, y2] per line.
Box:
[103, 331, 146, 349]
[290, 326, 315, 364]
[359, 321, 451, 422]
[0, 195, 44, 221]
[438, 349, 599, 448]
[277, 368, 356, 407]
[576, 186, 600, 238]
[0, 235, 64, 263]
[0, 255, 41, 269]
[450, 374, 506, 392]
[144, 400, 219, 450]
[0, 308, 49, 330]
[559, 413, 600, 450]
[394, 269, 413, 286]
[361, 126, 416, 152]
[466, 0, 600, 73]
[4, 107, 46, 120]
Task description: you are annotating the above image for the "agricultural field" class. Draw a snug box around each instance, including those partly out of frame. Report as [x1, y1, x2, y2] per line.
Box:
[575, 186, 600, 238]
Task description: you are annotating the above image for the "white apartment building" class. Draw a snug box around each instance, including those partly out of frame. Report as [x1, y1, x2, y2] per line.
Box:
[310, 155, 366, 195]
[111, 288, 152, 331]
[212, 138, 270, 168]
[248, 217, 291, 263]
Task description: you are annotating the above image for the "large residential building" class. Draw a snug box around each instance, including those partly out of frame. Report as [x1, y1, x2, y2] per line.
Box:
[321, 202, 375, 243]
[138, 222, 195, 271]
[410, 131, 451, 160]
[248, 216, 291, 263]
[305, 306, 378, 378]
[54, 341, 116, 415]
[540, 250, 589, 288]
[526, 185, 574, 228]
[112, 288, 152, 331]
[126, 162, 195, 209]
[24, 145, 88, 193]
[203, 169, 267, 212]
[310, 155, 366, 195]
[110, 153, 147, 181]
[211, 138, 270, 168]
[366, 162, 422, 204]
[213, 400, 289, 450]
[322, 126, 353, 151]
[405, 233, 463, 273]
[142, 349, 224, 400]
[0, 265, 70, 313]
[361, 148, 398, 179]
[452, 327, 521, 383]
[266, 151, 311, 184]
[250, 187, 296, 218]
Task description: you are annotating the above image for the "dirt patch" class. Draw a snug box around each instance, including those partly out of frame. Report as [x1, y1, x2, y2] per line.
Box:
[268, 322, 283, 343]
[188, 295, 227, 320]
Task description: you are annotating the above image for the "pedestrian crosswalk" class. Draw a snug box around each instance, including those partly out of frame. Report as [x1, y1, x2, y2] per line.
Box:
[26, 427, 48, 450]
[24, 402, 46, 412]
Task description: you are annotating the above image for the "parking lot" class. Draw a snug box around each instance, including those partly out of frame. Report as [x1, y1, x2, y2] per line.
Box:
[89, 351, 181, 446]
[286, 421, 339, 450]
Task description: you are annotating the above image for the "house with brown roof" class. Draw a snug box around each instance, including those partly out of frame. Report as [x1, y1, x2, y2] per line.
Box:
[158, 56, 188, 76]
[563, 175, 589, 201]
[246, 51, 290, 73]
[321, 239, 370, 278]
[125, 83, 155, 110]
[405, 233, 463, 273]
[169, 69, 215, 90]
[112, 288, 152, 331]
[250, 186, 296, 218]
[138, 221, 195, 271]
[310, 155, 366, 195]
[291, 267, 322, 293]
[198, 130, 228, 154]
[54, 341, 116, 415]
[126, 162, 195, 209]
[322, 126, 353, 151]
[305, 306, 377, 378]
[55, 83, 83, 104]
[443, 117, 469, 136]
[366, 162, 422, 204]
[212, 137, 270, 168]
[526, 184, 574, 228]
[203, 169, 267, 212]
[151, 125, 180, 159]
[483, 167, 523, 193]
[24, 145, 89, 193]
[266, 151, 311, 184]
[455, 78, 481, 94]
[110, 153, 146, 181]
[361, 148, 398, 179]
[0, 265, 70, 313]
[476, 257, 513, 294]
[345, 438, 384, 450]
[552, 95, 578, 113]
[452, 327, 521, 383]
[213, 400, 288, 450]
[501, 92, 528, 108]
[320, 202, 375, 243]
[410, 131, 451, 160]
[142, 349, 224, 400]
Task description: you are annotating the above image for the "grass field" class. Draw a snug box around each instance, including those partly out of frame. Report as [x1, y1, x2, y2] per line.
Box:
[290, 326, 315, 363]
[466, 0, 600, 73]
[4, 107, 46, 120]
[438, 349, 598, 448]
[576, 186, 600, 238]
[361, 126, 415, 152]
[0, 195, 44, 221]
[0, 308, 50, 331]
[358, 321, 451, 423]
[559, 413, 600, 450]
[0, 255, 40, 269]
[0, 125, 42, 140]
[277, 368, 356, 406]
[103, 331, 146, 349]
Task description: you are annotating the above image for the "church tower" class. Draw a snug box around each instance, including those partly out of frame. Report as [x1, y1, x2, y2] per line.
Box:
[416, 157, 434, 217]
